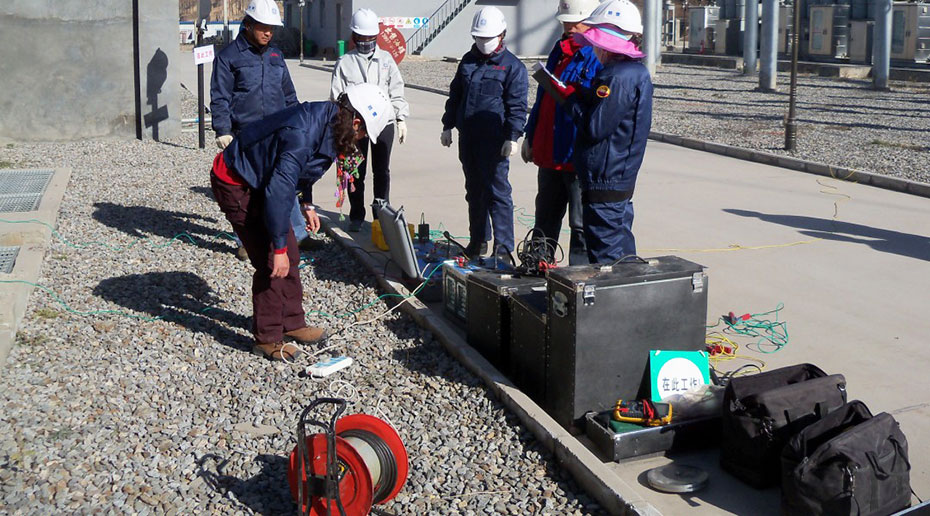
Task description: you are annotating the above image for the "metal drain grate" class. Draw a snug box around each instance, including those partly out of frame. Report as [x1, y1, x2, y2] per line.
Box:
[0, 246, 19, 274]
[0, 169, 54, 212]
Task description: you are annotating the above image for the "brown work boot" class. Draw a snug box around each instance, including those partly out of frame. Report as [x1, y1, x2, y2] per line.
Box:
[236, 245, 249, 261]
[252, 341, 302, 361]
[284, 326, 328, 344]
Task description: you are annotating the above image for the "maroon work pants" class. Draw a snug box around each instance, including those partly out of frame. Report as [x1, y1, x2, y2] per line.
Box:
[210, 173, 306, 344]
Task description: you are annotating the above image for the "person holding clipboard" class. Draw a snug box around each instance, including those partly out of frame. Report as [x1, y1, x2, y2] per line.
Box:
[533, 0, 653, 263]
[522, 0, 603, 265]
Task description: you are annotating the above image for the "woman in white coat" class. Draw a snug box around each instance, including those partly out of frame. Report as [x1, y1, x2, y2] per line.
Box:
[330, 8, 410, 232]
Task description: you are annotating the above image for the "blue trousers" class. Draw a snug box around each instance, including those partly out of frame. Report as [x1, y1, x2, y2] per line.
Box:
[290, 201, 309, 241]
[458, 136, 515, 252]
[582, 199, 635, 264]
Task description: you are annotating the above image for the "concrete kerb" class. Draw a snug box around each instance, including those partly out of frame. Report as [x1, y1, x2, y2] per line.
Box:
[648, 131, 930, 199]
[316, 212, 647, 516]
[0, 167, 72, 368]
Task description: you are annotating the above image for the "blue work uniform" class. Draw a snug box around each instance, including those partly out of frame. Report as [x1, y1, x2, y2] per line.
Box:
[442, 45, 528, 253]
[210, 32, 298, 136]
[222, 102, 338, 250]
[564, 59, 653, 263]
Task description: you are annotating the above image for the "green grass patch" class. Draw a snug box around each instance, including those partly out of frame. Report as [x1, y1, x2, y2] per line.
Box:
[0, 160, 16, 169]
[870, 139, 925, 151]
[34, 307, 59, 320]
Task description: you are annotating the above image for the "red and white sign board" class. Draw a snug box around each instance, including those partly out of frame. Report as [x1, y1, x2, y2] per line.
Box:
[193, 45, 215, 65]
[377, 24, 407, 65]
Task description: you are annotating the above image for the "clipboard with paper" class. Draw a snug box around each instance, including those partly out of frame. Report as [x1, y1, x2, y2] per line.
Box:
[531, 61, 570, 106]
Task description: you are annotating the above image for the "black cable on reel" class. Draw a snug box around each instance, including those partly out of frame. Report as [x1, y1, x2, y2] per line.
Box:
[339, 429, 399, 504]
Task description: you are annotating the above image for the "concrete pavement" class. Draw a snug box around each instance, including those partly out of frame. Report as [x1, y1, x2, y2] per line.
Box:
[191, 58, 930, 514]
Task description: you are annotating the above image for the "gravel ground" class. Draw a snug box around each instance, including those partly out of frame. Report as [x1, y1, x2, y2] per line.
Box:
[398, 57, 930, 183]
[0, 92, 604, 515]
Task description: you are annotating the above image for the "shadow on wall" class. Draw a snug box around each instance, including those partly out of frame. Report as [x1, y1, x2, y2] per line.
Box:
[723, 209, 930, 262]
[145, 48, 170, 141]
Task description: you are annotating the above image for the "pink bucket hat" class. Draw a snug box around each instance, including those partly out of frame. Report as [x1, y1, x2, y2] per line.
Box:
[573, 24, 645, 59]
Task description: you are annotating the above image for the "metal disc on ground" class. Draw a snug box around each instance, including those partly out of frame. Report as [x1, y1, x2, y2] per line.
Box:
[646, 464, 709, 493]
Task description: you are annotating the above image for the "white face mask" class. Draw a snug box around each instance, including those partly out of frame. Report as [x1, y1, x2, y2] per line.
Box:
[474, 36, 501, 55]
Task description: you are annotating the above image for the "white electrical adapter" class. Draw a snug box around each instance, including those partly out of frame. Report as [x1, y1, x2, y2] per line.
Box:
[306, 356, 353, 377]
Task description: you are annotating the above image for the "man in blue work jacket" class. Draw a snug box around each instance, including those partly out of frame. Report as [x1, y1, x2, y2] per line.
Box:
[210, 0, 304, 258]
[563, 0, 653, 263]
[210, 84, 392, 361]
[441, 7, 528, 262]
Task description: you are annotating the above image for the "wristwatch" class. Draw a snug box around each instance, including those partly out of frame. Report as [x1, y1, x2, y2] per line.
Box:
[300, 203, 316, 211]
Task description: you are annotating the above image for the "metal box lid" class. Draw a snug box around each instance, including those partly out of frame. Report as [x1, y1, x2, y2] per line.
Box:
[547, 255, 706, 289]
[466, 270, 547, 294]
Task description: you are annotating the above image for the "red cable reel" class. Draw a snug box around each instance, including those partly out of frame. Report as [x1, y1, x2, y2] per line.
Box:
[287, 398, 409, 516]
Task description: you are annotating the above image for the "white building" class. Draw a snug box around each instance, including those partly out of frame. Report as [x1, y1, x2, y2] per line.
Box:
[281, 0, 563, 57]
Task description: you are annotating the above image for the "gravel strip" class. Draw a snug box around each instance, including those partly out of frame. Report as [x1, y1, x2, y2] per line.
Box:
[0, 91, 604, 515]
[398, 58, 930, 184]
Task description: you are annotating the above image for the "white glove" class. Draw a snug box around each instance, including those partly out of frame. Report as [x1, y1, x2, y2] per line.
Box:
[215, 134, 233, 150]
[520, 138, 533, 163]
[397, 120, 408, 144]
[500, 140, 518, 158]
[440, 129, 453, 147]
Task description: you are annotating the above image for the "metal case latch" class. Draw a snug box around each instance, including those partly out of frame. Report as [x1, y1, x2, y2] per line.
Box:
[691, 273, 705, 293]
[583, 284, 596, 306]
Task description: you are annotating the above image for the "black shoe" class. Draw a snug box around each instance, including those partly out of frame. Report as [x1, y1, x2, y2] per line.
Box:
[348, 220, 363, 233]
[463, 241, 488, 259]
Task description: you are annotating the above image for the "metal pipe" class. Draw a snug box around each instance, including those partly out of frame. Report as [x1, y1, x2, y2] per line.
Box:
[759, 0, 778, 89]
[197, 26, 206, 149]
[743, 0, 759, 74]
[299, 0, 305, 64]
[872, 0, 892, 90]
[784, 0, 801, 151]
[643, 0, 659, 74]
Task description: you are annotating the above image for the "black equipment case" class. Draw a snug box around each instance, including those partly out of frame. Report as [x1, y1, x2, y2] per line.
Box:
[545, 256, 709, 429]
[466, 271, 547, 373]
[720, 363, 848, 488]
[781, 400, 911, 516]
[509, 290, 549, 403]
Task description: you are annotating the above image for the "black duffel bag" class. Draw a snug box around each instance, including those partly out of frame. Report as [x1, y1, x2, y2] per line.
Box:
[781, 400, 911, 516]
[721, 363, 847, 488]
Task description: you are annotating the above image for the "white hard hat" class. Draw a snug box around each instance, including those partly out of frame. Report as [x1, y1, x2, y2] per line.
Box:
[350, 8, 380, 37]
[585, 0, 643, 34]
[557, 0, 602, 23]
[470, 6, 507, 37]
[344, 84, 392, 144]
[244, 0, 283, 26]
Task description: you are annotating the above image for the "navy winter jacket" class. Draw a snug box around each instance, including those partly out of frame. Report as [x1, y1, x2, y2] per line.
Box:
[210, 33, 298, 136]
[441, 46, 528, 142]
[222, 102, 339, 249]
[564, 59, 653, 192]
[525, 40, 601, 166]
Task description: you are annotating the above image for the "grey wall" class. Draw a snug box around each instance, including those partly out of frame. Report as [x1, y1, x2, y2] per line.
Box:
[297, 0, 561, 57]
[140, 0, 181, 141]
[0, 0, 180, 142]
